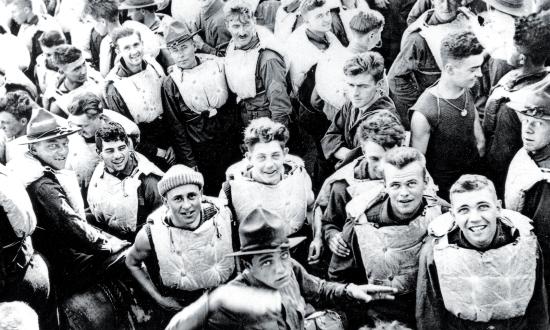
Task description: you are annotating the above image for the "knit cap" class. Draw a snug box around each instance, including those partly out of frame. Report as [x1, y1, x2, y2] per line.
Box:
[158, 165, 204, 196]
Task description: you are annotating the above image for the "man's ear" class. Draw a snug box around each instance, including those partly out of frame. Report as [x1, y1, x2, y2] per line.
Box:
[444, 63, 454, 75]
[241, 258, 252, 270]
[162, 196, 168, 206]
[245, 151, 251, 161]
[496, 199, 503, 211]
[20, 118, 28, 126]
[283, 147, 289, 156]
[115, 46, 120, 56]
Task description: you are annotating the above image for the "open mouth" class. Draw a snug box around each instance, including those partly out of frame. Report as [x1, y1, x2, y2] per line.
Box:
[181, 210, 195, 218]
[469, 225, 487, 233]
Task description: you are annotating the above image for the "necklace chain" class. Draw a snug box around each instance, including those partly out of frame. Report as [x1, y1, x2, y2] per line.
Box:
[436, 86, 468, 117]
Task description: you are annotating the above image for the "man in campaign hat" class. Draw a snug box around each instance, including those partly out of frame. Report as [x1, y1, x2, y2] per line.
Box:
[7, 109, 130, 295]
[165, 207, 397, 329]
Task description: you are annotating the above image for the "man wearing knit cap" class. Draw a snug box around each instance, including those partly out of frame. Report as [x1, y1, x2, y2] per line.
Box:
[126, 164, 235, 318]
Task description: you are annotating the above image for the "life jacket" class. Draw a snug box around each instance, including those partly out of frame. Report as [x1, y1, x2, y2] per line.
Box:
[107, 58, 165, 124]
[274, 7, 299, 42]
[169, 54, 228, 114]
[351, 191, 443, 293]
[87, 152, 163, 237]
[314, 40, 350, 110]
[33, 54, 60, 94]
[505, 148, 550, 212]
[224, 26, 286, 101]
[0, 32, 30, 71]
[227, 155, 310, 236]
[17, 14, 62, 53]
[148, 198, 235, 292]
[431, 210, 538, 322]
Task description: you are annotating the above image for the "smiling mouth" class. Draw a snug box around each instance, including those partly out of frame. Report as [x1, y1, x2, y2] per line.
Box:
[181, 210, 195, 218]
[469, 225, 487, 233]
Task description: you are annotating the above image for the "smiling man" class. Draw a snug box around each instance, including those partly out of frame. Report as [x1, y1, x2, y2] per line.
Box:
[417, 174, 549, 330]
[87, 122, 163, 241]
[329, 146, 448, 328]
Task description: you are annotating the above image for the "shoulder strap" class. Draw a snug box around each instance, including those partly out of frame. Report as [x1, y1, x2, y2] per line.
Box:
[222, 181, 241, 253]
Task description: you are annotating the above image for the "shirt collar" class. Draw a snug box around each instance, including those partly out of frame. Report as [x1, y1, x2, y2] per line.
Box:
[118, 58, 147, 77]
[238, 34, 260, 51]
[449, 218, 519, 252]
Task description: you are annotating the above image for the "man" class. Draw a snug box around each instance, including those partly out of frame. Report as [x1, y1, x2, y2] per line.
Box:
[43, 45, 103, 117]
[329, 147, 448, 327]
[223, 0, 292, 127]
[87, 122, 163, 241]
[160, 21, 238, 195]
[104, 27, 174, 170]
[165, 207, 398, 329]
[0, 91, 34, 164]
[410, 31, 486, 201]
[126, 165, 235, 315]
[34, 29, 64, 94]
[319, 111, 405, 262]
[417, 175, 549, 329]
[7, 109, 129, 295]
[66, 92, 140, 193]
[193, 0, 232, 55]
[484, 11, 550, 198]
[274, 0, 303, 41]
[84, 0, 121, 74]
[504, 77, 550, 299]
[0, 165, 56, 329]
[222, 118, 318, 265]
[321, 52, 397, 166]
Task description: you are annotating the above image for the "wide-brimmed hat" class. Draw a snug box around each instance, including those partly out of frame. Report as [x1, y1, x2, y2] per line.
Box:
[18, 109, 80, 144]
[119, 0, 164, 10]
[164, 21, 201, 46]
[482, 0, 533, 17]
[227, 208, 306, 257]
[507, 75, 550, 120]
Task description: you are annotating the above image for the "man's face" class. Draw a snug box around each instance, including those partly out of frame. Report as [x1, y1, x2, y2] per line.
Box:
[41, 45, 63, 67]
[31, 137, 69, 170]
[99, 139, 130, 172]
[384, 162, 427, 220]
[68, 114, 101, 140]
[247, 141, 288, 185]
[446, 54, 484, 89]
[168, 39, 197, 69]
[519, 113, 550, 153]
[199, 0, 217, 9]
[366, 27, 383, 50]
[0, 111, 26, 139]
[361, 140, 388, 180]
[433, 0, 459, 22]
[247, 250, 292, 290]
[303, 6, 332, 34]
[8, 3, 30, 25]
[59, 57, 88, 85]
[116, 33, 144, 68]
[226, 16, 256, 49]
[345, 72, 380, 109]
[451, 187, 500, 249]
[164, 184, 203, 229]
[128, 8, 146, 23]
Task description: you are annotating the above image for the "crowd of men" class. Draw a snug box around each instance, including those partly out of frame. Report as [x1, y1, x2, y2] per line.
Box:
[1, 0, 550, 329]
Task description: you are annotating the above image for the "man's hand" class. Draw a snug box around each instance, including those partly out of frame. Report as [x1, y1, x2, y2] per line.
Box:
[110, 238, 130, 254]
[193, 35, 206, 49]
[346, 283, 398, 303]
[328, 232, 350, 257]
[373, 0, 390, 9]
[308, 237, 323, 265]
[210, 285, 282, 315]
[165, 147, 176, 165]
[156, 295, 183, 311]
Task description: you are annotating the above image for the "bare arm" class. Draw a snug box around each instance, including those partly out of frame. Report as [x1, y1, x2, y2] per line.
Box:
[410, 111, 431, 154]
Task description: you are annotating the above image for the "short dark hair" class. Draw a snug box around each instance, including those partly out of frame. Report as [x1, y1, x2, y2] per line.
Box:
[85, 0, 120, 22]
[0, 91, 34, 121]
[52, 45, 83, 66]
[440, 31, 484, 65]
[138, 4, 158, 12]
[514, 12, 550, 66]
[39, 30, 66, 48]
[112, 27, 142, 48]
[95, 121, 129, 151]
[224, 0, 255, 22]
[450, 174, 497, 201]
[68, 92, 104, 118]
[349, 10, 384, 35]
[299, 0, 326, 16]
[243, 118, 289, 151]
[357, 110, 405, 149]
[343, 51, 385, 82]
[382, 146, 426, 178]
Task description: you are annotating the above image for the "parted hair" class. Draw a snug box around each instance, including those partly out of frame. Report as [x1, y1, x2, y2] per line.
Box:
[68, 92, 104, 118]
[383, 146, 426, 170]
[299, 0, 326, 16]
[349, 10, 384, 34]
[224, 0, 255, 22]
[243, 118, 289, 150]
[85, 0, 120, 22]
[112, 27, 142, 48]
[52, 45, 82, 66]
[440, 31, 483, 64]
[95, 121, 129, 151]
[0, 91, 34, 121]
[357, 110, 405, 149]
[514, 10, 550, 65]
[39, 30, 66, 48]
[449, 174, 497, 200]
[343, 51, 385, 82]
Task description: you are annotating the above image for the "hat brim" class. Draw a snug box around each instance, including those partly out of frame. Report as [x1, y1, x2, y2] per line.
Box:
[482, 0, 532, 16]
[18, 127, 81, 145]
[164, 30, 202, 48]
[119, 0, 164, 10]
[225, 236, 307, 257]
